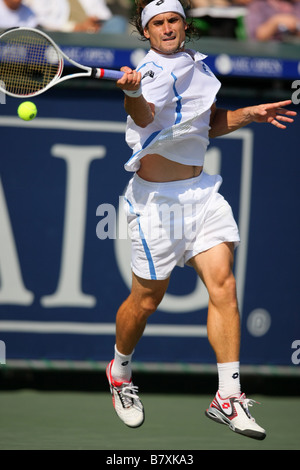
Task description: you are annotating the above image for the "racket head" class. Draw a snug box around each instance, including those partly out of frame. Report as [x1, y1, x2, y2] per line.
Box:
[0, 27, 64, 98]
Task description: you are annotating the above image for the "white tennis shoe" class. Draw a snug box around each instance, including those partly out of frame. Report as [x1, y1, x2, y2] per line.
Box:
[205, 391, 266, 440]
[106, 360, 144, 428]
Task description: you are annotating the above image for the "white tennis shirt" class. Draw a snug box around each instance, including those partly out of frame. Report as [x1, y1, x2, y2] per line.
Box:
[124, 48, 221, 172]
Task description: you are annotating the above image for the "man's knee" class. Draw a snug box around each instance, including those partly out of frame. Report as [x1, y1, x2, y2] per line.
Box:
[209, 272, 238, 306]
[140, 295, 161, 318]
[124, 289, 162, 321]
[130, 275, 169, 320]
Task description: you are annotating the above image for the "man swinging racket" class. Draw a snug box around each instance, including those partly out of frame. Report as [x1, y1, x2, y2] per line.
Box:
[106, 0, 296, 440]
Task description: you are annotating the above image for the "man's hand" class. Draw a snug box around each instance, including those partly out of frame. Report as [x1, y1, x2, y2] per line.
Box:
[116, 66, 142, 92]
[249, 100, 297, 129]
[209, 100, 297, 138]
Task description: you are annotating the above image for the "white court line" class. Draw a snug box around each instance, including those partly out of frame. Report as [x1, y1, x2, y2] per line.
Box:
[0, 321, 207, 337]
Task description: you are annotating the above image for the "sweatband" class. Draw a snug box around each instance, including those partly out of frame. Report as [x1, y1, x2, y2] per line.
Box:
[123, 87, 142, 98]
[141, 0, 186, 29]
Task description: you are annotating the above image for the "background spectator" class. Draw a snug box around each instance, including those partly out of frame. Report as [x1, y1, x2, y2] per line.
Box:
[230, 0, 252, 5]
[190, 0, 231, 6]
[245, 0, 300, 41]
[189, 0, 248, 37]
[24, 0, 127, 33]
[0, 0, 38, 29]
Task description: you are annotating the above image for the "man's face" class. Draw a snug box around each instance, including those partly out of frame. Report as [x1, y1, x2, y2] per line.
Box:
[4, 0, 23, 10]
[144, 12, 187, 55]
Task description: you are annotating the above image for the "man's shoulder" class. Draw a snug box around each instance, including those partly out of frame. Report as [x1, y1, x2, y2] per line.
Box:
[136, 50, 165, 83]
[136, 50, 163, 68]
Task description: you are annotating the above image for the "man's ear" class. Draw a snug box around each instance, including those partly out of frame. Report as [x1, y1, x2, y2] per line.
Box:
[144, 27, 150, 39]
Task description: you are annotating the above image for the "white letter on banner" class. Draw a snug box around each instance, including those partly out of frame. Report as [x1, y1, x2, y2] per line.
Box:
[0, 178, 34, 304]
[41, 145, 106, 307]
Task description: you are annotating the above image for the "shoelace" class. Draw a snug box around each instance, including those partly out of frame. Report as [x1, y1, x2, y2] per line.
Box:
[117, 383, 141, 409]
[234, 394, 261, 421]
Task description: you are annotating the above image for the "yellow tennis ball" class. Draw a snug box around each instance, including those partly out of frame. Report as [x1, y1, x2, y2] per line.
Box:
[17, 101, 37, 121]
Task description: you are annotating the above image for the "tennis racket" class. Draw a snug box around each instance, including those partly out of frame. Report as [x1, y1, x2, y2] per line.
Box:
[0, 27, 124, 98]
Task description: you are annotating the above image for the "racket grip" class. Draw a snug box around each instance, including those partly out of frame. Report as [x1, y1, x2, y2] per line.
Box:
[95, 68, 124, 81]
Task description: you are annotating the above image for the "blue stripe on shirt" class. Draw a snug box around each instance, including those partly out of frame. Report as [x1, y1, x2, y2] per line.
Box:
[171, 72, 182, 124]
[137, 61, 164, 73]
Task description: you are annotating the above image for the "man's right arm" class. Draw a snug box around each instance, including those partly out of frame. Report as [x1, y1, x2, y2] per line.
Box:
[124, 96, 155, 128]
[117, 66, 155, 128]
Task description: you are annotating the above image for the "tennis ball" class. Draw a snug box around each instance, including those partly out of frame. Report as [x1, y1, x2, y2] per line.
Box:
[17, 101, 37, 121]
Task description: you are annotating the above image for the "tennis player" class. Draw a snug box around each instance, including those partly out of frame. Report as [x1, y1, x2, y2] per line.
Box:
[106, 0, 296, 440]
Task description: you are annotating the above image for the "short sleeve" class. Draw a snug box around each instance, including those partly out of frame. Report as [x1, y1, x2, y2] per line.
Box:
[137, 61, 172, 114]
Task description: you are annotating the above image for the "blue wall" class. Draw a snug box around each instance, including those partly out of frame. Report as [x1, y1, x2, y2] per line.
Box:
[0, 86, 299, 367]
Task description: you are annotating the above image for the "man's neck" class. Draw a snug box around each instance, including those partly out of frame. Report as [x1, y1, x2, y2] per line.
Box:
[150, 42, 185, 55]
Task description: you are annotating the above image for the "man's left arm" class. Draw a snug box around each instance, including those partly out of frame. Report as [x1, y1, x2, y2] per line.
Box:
[209, 100, 297, 138]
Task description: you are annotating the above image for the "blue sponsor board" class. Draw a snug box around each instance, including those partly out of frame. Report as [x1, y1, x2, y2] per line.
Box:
[0, 86, 299, 368]
[210, 53, 300, 79]
[59, 44, 300, 80]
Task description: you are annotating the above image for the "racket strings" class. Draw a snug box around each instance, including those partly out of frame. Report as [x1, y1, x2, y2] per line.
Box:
[0, 30, 61, 96]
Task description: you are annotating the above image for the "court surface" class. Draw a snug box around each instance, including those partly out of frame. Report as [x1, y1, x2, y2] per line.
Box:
[0, 390, 299, 450]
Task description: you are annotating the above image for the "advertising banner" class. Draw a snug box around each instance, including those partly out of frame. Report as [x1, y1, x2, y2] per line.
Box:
[0, 86, 299, 368]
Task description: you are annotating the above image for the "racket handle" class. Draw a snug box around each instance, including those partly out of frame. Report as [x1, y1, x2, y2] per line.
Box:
[94, 68, 124, 81]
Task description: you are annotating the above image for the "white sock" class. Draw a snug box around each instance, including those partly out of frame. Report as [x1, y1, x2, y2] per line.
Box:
[111, 345, 133, 382]
[217, 361, 241, 398]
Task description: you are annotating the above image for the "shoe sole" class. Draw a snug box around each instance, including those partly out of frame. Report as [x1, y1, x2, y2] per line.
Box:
[205, 409, 266, 441]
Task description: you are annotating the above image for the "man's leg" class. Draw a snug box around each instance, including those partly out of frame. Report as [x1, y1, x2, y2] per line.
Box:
[190, 242, 240, 366]
[190, 242, 266, 439]
[106, 273, 169, 428]
[112, 273, 170, 380]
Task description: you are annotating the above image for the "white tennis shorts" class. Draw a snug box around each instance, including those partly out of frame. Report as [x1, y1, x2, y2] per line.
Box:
[124, 171, 240, 280]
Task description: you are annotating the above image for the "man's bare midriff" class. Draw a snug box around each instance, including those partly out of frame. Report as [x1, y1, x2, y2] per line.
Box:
[137, 153, 203, 182]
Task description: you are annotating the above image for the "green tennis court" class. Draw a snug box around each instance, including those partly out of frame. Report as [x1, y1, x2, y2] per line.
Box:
[0, 389, 299, 450]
